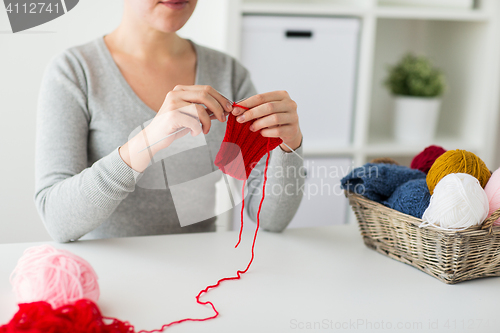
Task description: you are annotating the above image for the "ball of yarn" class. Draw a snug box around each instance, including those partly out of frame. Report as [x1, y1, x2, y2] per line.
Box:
[0, 300, 134, 333]
[341, 163, 426, 203]
[410, 145, 446, 174]
[370, 157, 399, 165]
[384, 179, 430, 218]
[426, 149, 491, 195]
[484, 167, 500, 226]
[421, 173, 489, 230]
[10, 245, 99, 308]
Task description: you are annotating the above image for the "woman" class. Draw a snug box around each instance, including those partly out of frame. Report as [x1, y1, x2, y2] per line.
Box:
[35, 0, 304, 242]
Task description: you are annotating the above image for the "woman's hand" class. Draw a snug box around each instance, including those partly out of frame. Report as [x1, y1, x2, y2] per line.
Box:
[120, 85, 233, 172]
[144, 85, 233, 152]
[232, 91, 302, 151]
[160, 85, 234, 124]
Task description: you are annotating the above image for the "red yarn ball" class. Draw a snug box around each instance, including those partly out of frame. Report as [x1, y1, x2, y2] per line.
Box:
[0, 299, 134, 333]
[410, 145, 447, 174]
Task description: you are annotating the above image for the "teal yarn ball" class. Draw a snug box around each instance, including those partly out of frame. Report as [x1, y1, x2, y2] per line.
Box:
[384, 179, 431, 219]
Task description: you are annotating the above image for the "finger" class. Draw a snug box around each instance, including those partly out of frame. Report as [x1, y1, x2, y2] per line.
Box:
[178, 113, 203, 137]
[250, 112, 290, 132]
[260, 125, 295, 139]
[169, 90, 227, 122]
[159, 98, 191, 114]
[209, 111, 231, 121]
[173, 85, 234, 113]
[193, 104, 212, 135]
[236, 101, 287, 124]
[232, 103, 250, 116]
[177, 103, 222, 120]
[174, 104, 211, 134]
[175, 104, 201, 119]
[234, 91, 289, 112]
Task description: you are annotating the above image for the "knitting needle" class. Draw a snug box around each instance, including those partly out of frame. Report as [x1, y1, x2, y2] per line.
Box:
[137, 92, 236, 153]
[137, 106, 238, 154]
[138, 100, 303, 161]
[138, 127, 188, 153]
[221, 93, 303, 160]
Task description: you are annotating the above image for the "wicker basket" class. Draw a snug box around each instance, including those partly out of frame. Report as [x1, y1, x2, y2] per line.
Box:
[346, 191, 500, 284]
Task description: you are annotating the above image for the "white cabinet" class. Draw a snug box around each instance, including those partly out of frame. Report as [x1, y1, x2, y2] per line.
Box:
[232, 157, 352, 230]
[240, 16, 360, 151]
[287, 157, 351, 228]
[180, 0, 500, 229]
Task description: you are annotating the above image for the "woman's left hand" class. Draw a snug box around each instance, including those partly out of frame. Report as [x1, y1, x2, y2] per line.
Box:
[232, 91, 303, 151]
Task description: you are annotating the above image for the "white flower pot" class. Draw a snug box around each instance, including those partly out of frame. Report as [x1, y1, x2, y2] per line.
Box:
[393, 96, 441, 144]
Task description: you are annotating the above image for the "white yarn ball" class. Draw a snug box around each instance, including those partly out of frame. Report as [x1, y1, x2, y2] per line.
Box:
[421, 173, 489, 230]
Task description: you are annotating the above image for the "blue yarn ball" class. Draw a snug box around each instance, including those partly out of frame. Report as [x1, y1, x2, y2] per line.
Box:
[384, 179, 431, 219]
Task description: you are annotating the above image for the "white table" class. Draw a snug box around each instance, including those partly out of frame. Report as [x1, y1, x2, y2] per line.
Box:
[1, 225, 499, 333]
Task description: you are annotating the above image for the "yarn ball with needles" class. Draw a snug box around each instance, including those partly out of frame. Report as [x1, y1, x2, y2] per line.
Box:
[10, 245, 100, 308]
[421, 173, 489, 230]
[384, 179, 430, 219]
[426, 149, 491, 195]
[410, 145, 446, 174]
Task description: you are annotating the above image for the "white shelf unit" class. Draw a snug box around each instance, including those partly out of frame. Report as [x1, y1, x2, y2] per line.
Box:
[180, 0, 500, 228]
[202, 0, 500, 168]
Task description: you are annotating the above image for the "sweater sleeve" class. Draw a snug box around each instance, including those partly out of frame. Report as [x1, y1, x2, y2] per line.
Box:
[232, 60, 306, 232]
[34, 51, 140, 242]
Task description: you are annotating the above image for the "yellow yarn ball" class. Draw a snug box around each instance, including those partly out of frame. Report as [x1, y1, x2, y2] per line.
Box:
[426, 149, 491, 195]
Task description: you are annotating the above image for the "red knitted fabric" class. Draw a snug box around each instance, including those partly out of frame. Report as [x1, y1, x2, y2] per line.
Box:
[0, 300, 134, 333]
[215, 113, 282, 180]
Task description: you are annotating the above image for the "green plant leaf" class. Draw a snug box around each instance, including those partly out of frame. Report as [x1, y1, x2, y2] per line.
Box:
[384, 53, 446, 97]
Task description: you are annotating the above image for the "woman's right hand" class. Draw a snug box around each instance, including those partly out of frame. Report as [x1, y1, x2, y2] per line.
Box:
[143, 85, 234, 153]
[119, 85, 233, 173]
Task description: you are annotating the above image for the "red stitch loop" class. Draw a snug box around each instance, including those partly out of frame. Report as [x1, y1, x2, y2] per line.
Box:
[214, 111, 282, 180]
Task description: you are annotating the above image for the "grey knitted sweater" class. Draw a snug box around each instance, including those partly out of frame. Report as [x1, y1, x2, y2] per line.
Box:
[35, 37, 305, 242]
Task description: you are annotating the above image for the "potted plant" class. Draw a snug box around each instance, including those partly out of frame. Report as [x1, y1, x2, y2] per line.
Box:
[385, 53, 446, 144]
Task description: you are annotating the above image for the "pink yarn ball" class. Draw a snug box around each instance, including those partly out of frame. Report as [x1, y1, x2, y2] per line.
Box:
[10, 245, 100, 308]
[485, 167, 500, 226]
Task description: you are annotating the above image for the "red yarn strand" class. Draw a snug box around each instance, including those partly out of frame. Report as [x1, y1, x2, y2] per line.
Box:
[235, 179, 246, 249]
[141, 139, 271, 332]
[1, 104, 274, 333]
[232, 103, 250, 111]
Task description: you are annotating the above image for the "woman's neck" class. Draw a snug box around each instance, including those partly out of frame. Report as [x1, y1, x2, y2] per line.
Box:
[105, 13, 190, 63]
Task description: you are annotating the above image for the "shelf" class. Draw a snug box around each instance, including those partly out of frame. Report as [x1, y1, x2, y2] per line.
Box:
[363, 138, 482, 156]
[235, 0, 500, 168]
[376, 7, 491, 21]
[242, 2, 491, 21]
[242, 2, 370, 17]
[303, 145, 357, 157]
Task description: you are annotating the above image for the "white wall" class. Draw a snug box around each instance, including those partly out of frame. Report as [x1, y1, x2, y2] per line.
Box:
[0, 0, 231, 244]
[0, 1, 124, 243]
[178, 0, 232, 55]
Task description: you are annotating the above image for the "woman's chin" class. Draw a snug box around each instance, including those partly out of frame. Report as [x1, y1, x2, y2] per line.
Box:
[150, 5, 194, 32]
[151, 20, 189, 33]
